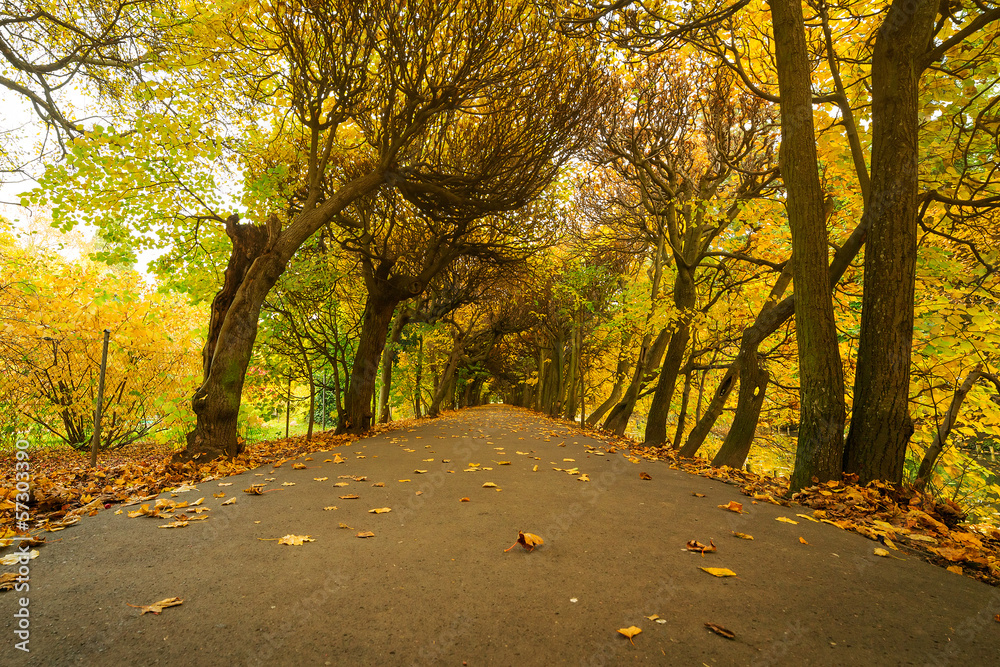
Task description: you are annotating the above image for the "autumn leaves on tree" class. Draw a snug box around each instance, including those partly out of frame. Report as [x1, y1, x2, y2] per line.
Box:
[9, 0, 1000, 503]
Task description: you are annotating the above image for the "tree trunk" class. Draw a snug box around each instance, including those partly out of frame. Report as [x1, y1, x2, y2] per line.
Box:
[843, 0, 938, 485]
[285, 375, 292, 439]
[428, 333, 464, 417]
[711, 348, 769, 468]
[412, 335, 423, 418]
[587, 340, 631, 426]
[174, 171, 384, 463]
[601, 331, 652, 435]
[913, 366, 1000, 491]
[671, 369, 694, 449]
[771, 0, 847, 492]
[680, 360, 740, 458]
[378, 309, 410, 424]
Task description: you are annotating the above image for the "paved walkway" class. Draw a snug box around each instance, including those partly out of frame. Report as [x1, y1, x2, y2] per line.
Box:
[3, 405, 998, 665]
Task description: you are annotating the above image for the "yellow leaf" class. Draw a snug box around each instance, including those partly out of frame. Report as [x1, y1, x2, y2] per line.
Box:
[292, 463, 307, 470]
[646, 614, 659, 620]
[334, 482, 349, 487]
[947, 565, 963, 575]
[532, 465, 539, 472]
[776, 517, 799, 525]
[795, 514, 819, 522]
[127, 597, 183, 615]
[313, 477, 329, 482]
[191, 498, 204, 506]
[398, 479, 411, 483]
[718, 501, 744, 514]
[339, 494, 360, 499]
[731, 532, 754, 540]
[504, 531, 544, 552]
[497, 461, 511, 465]
[483, 482, 498, 488]
[799, 537, 809, 545]
[578, 474, 591, 482]
[617, 626, 642, 645]
[873, 548, 890, 557]
[368, 507, 391, 514]
[414, 470, 428, 474]
[700, 567, 737, 577]
[277, 534, 314, 546]
[356, 531, 375, 538]
[323, 506, 337, 511]
[221, 498, 236, 506]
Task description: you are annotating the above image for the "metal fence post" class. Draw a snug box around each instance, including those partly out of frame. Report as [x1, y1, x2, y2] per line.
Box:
[89, 329, 110, 468]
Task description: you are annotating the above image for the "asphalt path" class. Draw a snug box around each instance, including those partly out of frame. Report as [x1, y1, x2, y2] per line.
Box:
[2, 405, 998, 665]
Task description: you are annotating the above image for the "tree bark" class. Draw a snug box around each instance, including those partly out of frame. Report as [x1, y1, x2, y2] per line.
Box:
[843, 0, 938, 485]
[711, 348, 769, 468]
[412, 335, 423, 418]
[378, 309, 410, 424]
[771, 0, 846, 492]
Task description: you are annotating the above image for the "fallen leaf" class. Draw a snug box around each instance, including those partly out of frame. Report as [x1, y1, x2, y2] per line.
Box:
[460, 497, 471, 502]
[244, 484, 265, 495]
[368, 507, 392, 514]
[213, 493, 226, 498]
[334, 482, 350, 487]
[323, 506, 338, 511]
[874, 548, 890, 557]
[313, 477, 329, 482]
[398, 479, 411, 483]
[796, 513, 819, 522]
[692, 492, 705, 498]
[799, 537, 809, 545]
[646, 614, 660, 621]
[718, 501, 744, 514]
[338, 523, 353, 529]
[617, 626, 642, 646]
[191, 498, 204, 506]
[947, 565, 963, 574]
[776, 517, 799, 525]
[0, 549, 38, 566]
[731, 532, 754, 540]
[281, 482, 296, 487]
[356, 531, 375, 538]
[563, 458, 575, 462]
[0, 572, 19, 591]
[221, 498, 236, 506]
[705, 622, 735, 640]
[504, 531, 544, 553]
[497, 461, 511, 465]
[292, 463, 307, 470]
[700, 567, 737, 577]
[157, 520, 189, 529]
[578, 474, 591, 482]
[532, 465, 539, 472]
[639, 472, 652, 480]
[127, 597, 183, 615]
[686, 539, 717, 555]
[372, 482, 384, 487]
[218, 483, 232, 487]
[483, 482, 498, 488]
[278, 534, 314, 546]
[339, 494, 360, 499]
[414, 470, 428, 474]
[350, 476, 368, 482]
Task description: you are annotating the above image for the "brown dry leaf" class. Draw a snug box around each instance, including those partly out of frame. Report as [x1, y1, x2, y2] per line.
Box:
[718, 501, 744, 514]
[0, 572, 19, 591]
[645, 614, 659, 620]
[686, 539, 717, 555]
[323, 506, 337, 511]
[368, 507, 391, 514]
[692, 492, 706, 498]
[504, 530, 544, 553]
[947, 565, 964, 574]
[617, 626, 642, 646]
[356, 531, 375, 538]
[127, 597, 183, 615]
[700, 567, 737, 577]
[799, 537, 810, 545]
[483, 482, 498, 488]
[157, 520, 189, 529]
[639, 472, 652, 480]
[460, 497, 471, 502]
[339, 494, 360, 499]
[213, 492, 226, 498]
[244, 484, 265, 495]
[338, 523, 353, 529]
[221, 498, 236, 506]
[292, 463, 307, 470]
[351, 476, 368, 482]
[705, 622, 735, 640]
[776, 517, 799, 525]
[372, 482, 385, 487]
[731, 532, 754, 540]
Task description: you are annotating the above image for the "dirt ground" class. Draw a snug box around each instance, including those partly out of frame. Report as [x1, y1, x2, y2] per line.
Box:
[2, 404, 998, 666]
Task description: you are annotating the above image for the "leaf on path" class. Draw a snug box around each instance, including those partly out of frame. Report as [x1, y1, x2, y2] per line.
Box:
[731, 532, 754, 540]
[646, 614, 659, 620]
[947, 565, 963, 574]
[483, 482, 498, 488]
[351, 476, 368, 482]
[356, 531, 375, 538]
[221, 498, 236, 505]
[504, 531, 544, 553]
[799, 537, 809, 545]
[578, 474, 591, 482]
[323, 506, 338, 511]
[460, 497, 471, 502]
[218, 483, 233, 487]
[173, 484, 198, 493]
[244, 484, 265, 495]
[292, 463, 307, 470]
[281, 482, 296, 486]
[157, 520, 189, 529]
[414, 470, 428, 474]
[497, 461, 511, 465]
[639, 472, 652, 480]
[372, 482, 385, 487]
[398, 479, 411, 483]
[705, 622, 735, 640]
[700, 567, 737, 577]
[692, 492, 705, 498]
[191, 498, 204, 506]
[776, 517, 799, 524]
[278, 534, 314, 546]
[314, 477, 329, 482]
[563, 458, 575, 462]
[368, 507, 391, 514]
[0, 572, 19, 591]
[213, 493, 226, 498]
[128, 597, 183, 615]
[796, 513, 820, 522]
[334, 482, 350, 487]
[873, 548, 891, 557]
[686, 539, 717, 555]
[0, 550, 38, 566]
[532, 465, 539, 472]
[339, 494, 360, 499]
[718, 501, 744, 514]
[423, 458, 435, 462]
[617, 626, 642, 646]
[338, 523, 353, 529]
